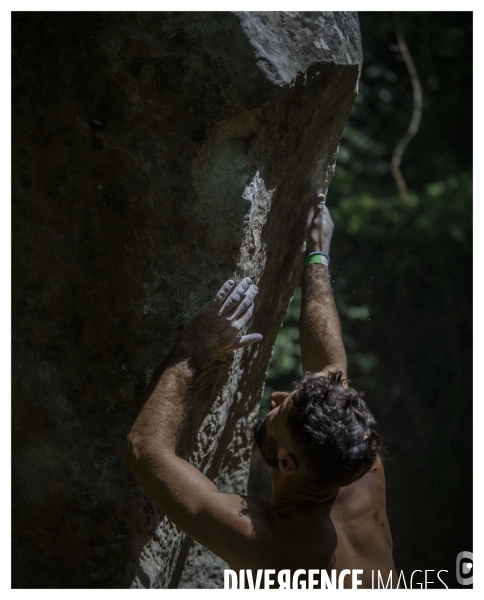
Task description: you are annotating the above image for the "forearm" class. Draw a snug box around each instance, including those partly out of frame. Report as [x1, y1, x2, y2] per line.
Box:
[125, 342, 200, 461]
[125, 276, 258, 463]
[300, 263, 347, 377]
[123, 342, 225, 522]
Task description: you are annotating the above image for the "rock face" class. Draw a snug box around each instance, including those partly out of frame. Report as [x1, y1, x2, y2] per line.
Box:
[12, 11, 361, 588]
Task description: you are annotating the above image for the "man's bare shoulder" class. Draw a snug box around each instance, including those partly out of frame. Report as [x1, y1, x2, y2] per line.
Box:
[226, 495, 336, 570]
[348, 456, 386, 494]
[332, 457, 387, 521]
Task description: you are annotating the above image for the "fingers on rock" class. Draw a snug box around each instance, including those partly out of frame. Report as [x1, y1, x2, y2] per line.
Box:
[213, 279, 234, 306]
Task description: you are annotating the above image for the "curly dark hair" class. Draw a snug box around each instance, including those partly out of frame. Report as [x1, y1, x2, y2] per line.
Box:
[287, 371, 382, 488]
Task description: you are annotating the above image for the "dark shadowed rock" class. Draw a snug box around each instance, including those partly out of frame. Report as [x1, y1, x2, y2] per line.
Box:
[12, 11, 361, 588]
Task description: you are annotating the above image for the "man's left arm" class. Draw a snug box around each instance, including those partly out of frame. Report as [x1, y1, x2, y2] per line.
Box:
[123, 278, 275, 565]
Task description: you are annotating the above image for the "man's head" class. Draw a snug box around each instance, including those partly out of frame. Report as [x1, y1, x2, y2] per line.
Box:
[254, 371, 382, 490]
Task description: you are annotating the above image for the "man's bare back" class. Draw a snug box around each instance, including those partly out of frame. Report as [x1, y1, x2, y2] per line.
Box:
[331, 458, 396, 587]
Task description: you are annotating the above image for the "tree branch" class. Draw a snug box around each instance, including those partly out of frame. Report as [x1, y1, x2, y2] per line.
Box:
[391, 11, 423, 203]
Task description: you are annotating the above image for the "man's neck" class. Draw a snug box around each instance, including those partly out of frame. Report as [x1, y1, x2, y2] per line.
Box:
[270, 470, 339, 513]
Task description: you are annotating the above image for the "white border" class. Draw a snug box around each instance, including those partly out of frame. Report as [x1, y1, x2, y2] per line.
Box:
[4, 2, 479, 596]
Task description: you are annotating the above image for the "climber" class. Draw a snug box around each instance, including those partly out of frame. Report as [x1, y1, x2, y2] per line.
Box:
[123, 193, 397, 588]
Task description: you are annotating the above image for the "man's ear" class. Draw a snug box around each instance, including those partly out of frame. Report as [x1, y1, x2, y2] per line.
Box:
[277, 447, 298, 473]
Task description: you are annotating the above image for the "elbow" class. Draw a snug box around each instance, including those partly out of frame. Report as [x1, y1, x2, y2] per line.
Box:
[123, 432, 167, 475]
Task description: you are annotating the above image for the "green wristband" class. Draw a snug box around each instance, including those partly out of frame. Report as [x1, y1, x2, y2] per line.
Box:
[303, 254, 329, 268]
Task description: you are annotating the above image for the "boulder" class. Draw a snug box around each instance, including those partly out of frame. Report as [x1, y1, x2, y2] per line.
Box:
[12, 11, 361, 588]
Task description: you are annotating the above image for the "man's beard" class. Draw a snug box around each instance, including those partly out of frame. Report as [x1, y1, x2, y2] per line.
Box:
[254, 415, 279, 469]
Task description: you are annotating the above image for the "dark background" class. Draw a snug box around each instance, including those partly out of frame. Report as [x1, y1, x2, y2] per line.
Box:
[248, 11, 473, 589]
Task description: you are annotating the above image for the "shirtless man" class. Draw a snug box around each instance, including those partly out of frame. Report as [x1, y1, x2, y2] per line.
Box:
[124, 194, 397, 588]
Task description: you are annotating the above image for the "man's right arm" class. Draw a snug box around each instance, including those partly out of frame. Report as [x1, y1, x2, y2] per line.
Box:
[300, 195, 347, 380]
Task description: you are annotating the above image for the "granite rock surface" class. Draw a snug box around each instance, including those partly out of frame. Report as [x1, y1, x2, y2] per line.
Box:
[12, 11, 361, 588]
